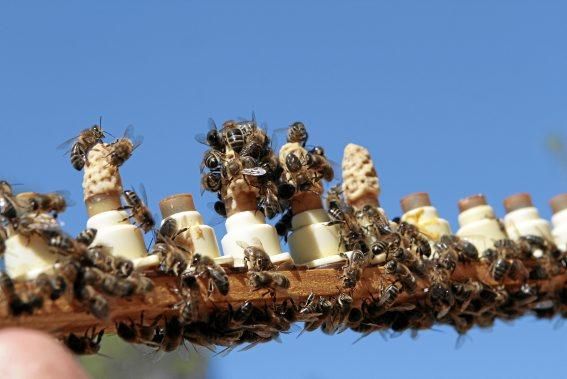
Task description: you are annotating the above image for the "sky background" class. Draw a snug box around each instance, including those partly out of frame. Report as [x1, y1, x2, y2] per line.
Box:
[1, 1, 567, 378]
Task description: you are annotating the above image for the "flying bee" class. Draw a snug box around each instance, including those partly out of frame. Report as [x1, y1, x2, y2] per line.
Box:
[195, 118, 225, 151]
[189, 253, 229, 296]
[200, 171, 222, 194]
[116, 313, 161, 346]
[58, 124, 106, 171]
[237, 238, 274, 272]
[248, 272, 290, 294]
[61, 327, 104, 355]
[200, 149, 225, 172]
[76, 285, 109, 320]
[120, 185, 155, 233]
[107, 125, 144, 167]
[384, 260, 417, 294]
[275, 209, 293, 242]
[76, 228, 97, 247]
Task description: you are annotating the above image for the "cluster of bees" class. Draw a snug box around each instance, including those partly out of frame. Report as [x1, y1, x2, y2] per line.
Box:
[3, 118, 567, 357]
[198, 116, 334, 226]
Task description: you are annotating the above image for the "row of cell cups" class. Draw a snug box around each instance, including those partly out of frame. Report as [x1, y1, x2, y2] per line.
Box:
[5, 189, 567, 281]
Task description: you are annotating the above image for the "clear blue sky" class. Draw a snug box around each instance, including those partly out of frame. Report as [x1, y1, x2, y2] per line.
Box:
[1, 1, 566, 378]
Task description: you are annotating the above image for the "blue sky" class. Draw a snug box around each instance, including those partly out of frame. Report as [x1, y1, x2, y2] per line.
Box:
[1, 1, 566, 378]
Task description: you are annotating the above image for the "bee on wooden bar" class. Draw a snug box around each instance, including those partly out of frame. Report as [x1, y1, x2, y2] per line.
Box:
[248, 271, 290, 295]
[116, 312, 161, 346]
[76, 285, 109, 320]
[61, 327, 104, 355]
[237, 238, 274, 272]
[160, 317, 184, 352]
[58, 124, 106, 171]
[121, 185, 155, 233]
[0, 272, 27, 316]
[152, 242, 188, 276]
[340, 250, 371, 288]
[189, 253, 229, 296]
[385, 260, 417, 294]
[76, 228, 97, 247]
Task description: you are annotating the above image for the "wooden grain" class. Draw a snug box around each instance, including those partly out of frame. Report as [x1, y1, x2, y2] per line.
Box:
[1, 264, 565, 337]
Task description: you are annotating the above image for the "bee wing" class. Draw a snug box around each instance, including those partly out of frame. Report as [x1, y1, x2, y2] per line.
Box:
[250, 237, 264, 250]
[242, 167, 267, 177]
[138, 183, 149, 205]
[56, 135, 79, 151]
[235, 240, 249, 250]
[271, 127, 288, 153]
[208, 118, 218, 131]
[195, 133, 208, 145]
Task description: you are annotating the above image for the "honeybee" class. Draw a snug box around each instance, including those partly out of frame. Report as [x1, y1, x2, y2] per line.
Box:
[248, 272, 290, 294]
[391, 247, 429, 279]
[384, 260, 417, 294]
[47, 232, 79, 256]
[107, 125, 143, 167]
[157, 217, 189, 245]
[14, 213, 62, 241]
[439, 235, 478, 263]
[121, 185, 155, 233]
[300, 296, 333, 334]
[237, 238, 274, 272]
[0, 192, 19, 223]
[76, 228, 97, 247]
[152, 242, 188, 276]
[76, 285, 109, 320]
[58, 124, 106, 171]
[160, 317, 184, 352]
[195, 118, 225, 151]
[426, 266, 454, 318]
[224, 126, 245, 153]
[322, 293, 353, 335]
[340, 250, 372, 288]
[178, 273, 202, 323]
[116, 312, 161, 346]
[200, 171, 222, 194]
[200, 149, 225, 172]
[83, 267, 135, 297]
[61, 327, 104, 355]
[256, 182, 281, 219]
[0, 272, 28, 316]
[397, 221, 432, 258]
[0, 180, 14, 196]
[189, 254, 229, 296]
[16, 191, 72, 217]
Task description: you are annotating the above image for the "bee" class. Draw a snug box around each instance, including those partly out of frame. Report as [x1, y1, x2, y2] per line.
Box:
[83, 267, 135, 297]
[0, 180, 14, 196]
[76, 228, 97, 247]
[14, 213, 62, 241]
[494, 239, 521, 259]
[157, 218, 188, 242]
[107, 125, 143, 167]
[160, 317, 184, 352]
[200, 171, 222, 194]
[189, 253, 229, 296]
[397, 221, 431, 258]
[178, 273, 202, 323]
[426, 266, 454, 318]
[277, 182, 296, 200]
[340, 250, 371, 288]
[224, 126, 245, 153]
[434, 240, 458, 273]
[195, 118, 225, 151]
[248, 272, 290, 293]
[286, 121, 308, 147]
[76, 285, 109, 320]
[61, 327, 104, 355]
[379, 282, 402, 309]
[116, 312, 161, 346]
[240, 141, 264, 160]
[47, 232, 79, 256]
[126, 273, 154, 295]
[58, 124, 105, 171]
[213, 200, 227, 217]
[33, 273, 66, 301]
[490, 257, 511, 282]
[200, 149, 225, 172]
[275, 209, 293, 242]
[257, 182, 281, 219]
[384, 260, 417, 294]
[152, 242, 188, 276]
[121, 186, 155, 233]
[304, 152, 334, 182]
[391, 247, 429, 279]
[439, 235, 478, 263]
[16, 191, 71, 217]
[237, 238, 274, 272]
[301, 296, 333, 334]
[322, 293, 353, 335]
[230, 300, 254, 326]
